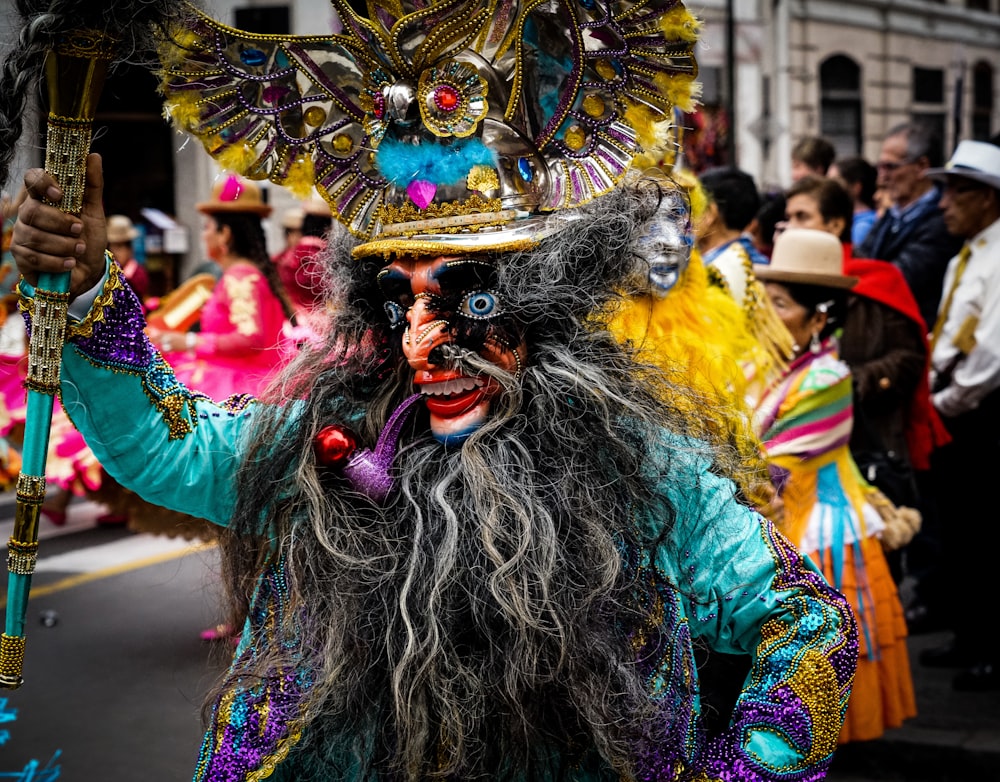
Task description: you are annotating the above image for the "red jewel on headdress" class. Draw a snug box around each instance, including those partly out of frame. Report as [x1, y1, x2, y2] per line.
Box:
[433, 85, 460, 112]
[373, 92, 386, 119]
[314, 424, 358, 468]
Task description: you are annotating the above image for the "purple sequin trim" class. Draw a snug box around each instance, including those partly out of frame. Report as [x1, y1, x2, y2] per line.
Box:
[58, 263, 220, 439]
[595, 145, 627, 176]
[337, 178, 365, 211]
[606, 125, 636, 147]
[570, 168, 585, 202]
[73, 275, 157, 371]
[196, 564, 313, 781]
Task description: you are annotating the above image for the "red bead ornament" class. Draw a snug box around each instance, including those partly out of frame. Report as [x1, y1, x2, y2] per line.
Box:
[314, 424, 358, 468]
[434, 85, 460, 112]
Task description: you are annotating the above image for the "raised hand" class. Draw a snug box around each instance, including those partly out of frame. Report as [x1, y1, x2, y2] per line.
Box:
[10, 152, 108, 296]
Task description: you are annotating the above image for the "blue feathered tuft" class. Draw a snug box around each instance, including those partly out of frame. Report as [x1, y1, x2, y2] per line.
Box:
[375, 137, 496, 187]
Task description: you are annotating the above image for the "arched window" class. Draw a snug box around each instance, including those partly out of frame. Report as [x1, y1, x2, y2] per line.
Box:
[972, 61, 994, 141]
[819, 55, 862, 157]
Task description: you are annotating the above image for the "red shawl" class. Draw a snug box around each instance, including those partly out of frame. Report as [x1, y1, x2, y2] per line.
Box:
[843, 247, 951, 469]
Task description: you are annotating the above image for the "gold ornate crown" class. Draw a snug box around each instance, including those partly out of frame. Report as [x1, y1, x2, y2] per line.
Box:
[158, 0, 699, 258]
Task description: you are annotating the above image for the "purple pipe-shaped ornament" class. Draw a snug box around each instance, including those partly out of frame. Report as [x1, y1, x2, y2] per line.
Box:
[314, 394, 423, 504]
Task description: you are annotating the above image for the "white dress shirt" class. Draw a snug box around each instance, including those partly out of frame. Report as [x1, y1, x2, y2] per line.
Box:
[931, 217, 1000, 417]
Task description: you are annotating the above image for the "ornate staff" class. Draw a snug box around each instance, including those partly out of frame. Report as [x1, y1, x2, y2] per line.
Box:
[0, 28, 115, 691]
[0, 1, 189, 690]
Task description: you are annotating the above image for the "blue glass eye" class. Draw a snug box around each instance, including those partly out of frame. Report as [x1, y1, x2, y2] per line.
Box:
[240, 47, 267, 67]
[460, 290, 499, 319]
[384, 301, 406, 327]
[517, 158, 533, 182]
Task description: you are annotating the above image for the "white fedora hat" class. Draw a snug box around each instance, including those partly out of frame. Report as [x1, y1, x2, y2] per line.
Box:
[925, 140, 1000, 190]
[754, 228, 858, 289]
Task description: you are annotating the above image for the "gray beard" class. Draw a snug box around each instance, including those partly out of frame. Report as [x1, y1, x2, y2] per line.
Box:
[223, 356, 681, 779]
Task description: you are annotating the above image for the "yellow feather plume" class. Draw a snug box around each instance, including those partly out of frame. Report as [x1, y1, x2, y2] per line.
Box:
[215, 144, 260, 176]
[281, 156, 318, 199]
[157, 29, 204, 70]
[623, 103, 671, 156]
[657, 72, 700, 115]
[162, 95, 204, 132]
[659, 7, 703, 43]
[607, 253, 771, 502]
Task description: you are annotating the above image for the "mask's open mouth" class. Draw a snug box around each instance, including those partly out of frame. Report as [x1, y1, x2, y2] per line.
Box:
[419, 377, 486, 417]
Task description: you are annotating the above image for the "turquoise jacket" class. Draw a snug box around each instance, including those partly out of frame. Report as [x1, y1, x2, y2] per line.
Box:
[27, 263, 857, 781]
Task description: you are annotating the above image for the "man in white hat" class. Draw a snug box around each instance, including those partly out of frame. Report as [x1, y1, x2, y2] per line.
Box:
[919, 139, 1000, 692]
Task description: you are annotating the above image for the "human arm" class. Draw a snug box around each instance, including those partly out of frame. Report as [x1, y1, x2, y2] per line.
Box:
[652, 446, 858, 780]
[845, 298, 926, 416]
[9, 160, 274, 526]
[16, 261, 253, 525]
[932, 266, 1000, 417]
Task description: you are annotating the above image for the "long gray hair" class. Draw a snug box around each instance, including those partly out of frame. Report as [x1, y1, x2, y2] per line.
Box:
[220, 176, 741, 779]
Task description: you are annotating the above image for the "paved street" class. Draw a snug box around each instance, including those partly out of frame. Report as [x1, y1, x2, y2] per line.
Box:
[1, 496, 998, 781]
[1, 499, 227, 781]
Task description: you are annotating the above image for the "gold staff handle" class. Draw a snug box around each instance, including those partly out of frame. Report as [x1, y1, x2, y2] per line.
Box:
[0, 29, 116, 690]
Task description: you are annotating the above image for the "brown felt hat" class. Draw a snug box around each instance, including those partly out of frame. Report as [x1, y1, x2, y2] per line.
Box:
[106, 214, 139, 243]
[754, 228, 857, 289]
[196, 174, 272, 217]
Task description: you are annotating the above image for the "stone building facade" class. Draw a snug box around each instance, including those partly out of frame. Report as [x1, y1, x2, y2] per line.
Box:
[2, 0, 999, 273]
[695, 0, 1000, 189]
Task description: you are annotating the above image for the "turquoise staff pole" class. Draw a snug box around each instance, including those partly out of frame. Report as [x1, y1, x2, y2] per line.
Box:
[0, 29, 115, 689]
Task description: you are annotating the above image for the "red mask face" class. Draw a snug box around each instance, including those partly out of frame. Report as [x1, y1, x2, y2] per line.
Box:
[378, 255, 525, 444]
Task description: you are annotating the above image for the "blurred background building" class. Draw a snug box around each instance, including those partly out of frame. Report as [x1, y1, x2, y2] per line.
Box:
[1, 0, 998, 284]
[695, 0, 1000, 191]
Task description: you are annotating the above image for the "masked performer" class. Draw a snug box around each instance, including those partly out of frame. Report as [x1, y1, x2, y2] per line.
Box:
[10, 1, 857, 779]
[608, 171, 776, 511]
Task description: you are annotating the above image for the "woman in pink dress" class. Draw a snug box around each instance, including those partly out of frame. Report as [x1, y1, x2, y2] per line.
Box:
[116, 175, 293, 537]
[148, 174, 294, 400]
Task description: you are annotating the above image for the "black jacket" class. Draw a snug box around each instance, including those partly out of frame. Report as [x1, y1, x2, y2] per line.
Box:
[855, 187, 964, 331]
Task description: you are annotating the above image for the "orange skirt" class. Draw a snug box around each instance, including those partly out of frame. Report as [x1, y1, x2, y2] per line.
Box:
[809, 535, 916, 743]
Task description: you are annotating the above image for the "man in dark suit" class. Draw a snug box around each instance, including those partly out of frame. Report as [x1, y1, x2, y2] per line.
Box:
[856, 121, 963, 331]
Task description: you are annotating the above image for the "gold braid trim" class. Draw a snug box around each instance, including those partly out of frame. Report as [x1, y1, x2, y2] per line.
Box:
[246, 722, 304, 781]
[732, 244, 794, 371]
[67, 252, 125, 339]
[155, 387, 197, 441]
[704, 263, 729, 297]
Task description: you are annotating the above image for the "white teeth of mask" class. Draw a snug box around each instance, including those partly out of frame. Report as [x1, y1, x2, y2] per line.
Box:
[422, 377, 482, 396]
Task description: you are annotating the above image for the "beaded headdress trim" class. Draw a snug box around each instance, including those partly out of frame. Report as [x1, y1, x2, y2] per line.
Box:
[157, 0, 700, 257]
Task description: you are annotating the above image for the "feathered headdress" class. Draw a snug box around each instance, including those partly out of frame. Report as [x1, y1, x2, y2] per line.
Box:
[156, 0, 700, 258]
